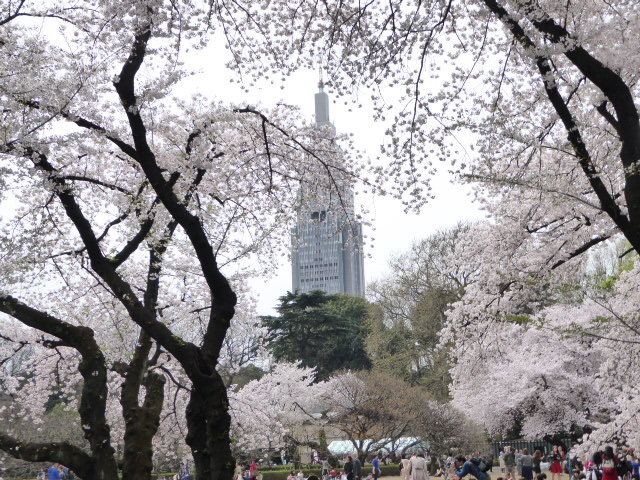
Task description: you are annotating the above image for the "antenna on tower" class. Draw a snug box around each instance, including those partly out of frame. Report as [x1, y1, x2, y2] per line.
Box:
[318, 59, 324, 90]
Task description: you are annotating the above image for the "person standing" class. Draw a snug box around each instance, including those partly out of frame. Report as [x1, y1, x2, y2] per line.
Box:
[601, 446, 619, 480]
[504, 447, 516, 480]
[353, 457, 363, 480]
[250, 460, 259, 480]
[516, 450, 524, 478]
[345, 456, 355, 480]
[521, 449, 534, 480]
[323, 458, 331, 480]
[235, 463, 245, 480]
[551, 446, 564, 480]
[533, 450, 543, 478]
[401, 454, 412, 480]
[410, 453, 429, 480]
[631, 455, 640, 478]
[373, 454, 382, 480]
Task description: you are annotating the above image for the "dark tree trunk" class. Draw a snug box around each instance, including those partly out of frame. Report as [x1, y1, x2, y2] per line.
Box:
[121, 371, 165, 480]
[186, 377, 235, 480]
[186, 387, 212, 479]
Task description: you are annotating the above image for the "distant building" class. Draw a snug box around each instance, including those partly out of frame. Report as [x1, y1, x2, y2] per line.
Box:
[291, 82, 365, 296]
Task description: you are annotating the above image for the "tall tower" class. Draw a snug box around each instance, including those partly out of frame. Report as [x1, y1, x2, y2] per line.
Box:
[290, 82, 365, 296]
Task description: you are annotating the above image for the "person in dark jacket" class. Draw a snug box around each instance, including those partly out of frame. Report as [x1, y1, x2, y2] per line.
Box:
[345, 456, 355, 480]
[353, 457, 363, 480]
[454, 456, 490, 480]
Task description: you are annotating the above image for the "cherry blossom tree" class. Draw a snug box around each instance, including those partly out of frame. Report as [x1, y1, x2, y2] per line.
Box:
[226, 0, 640, 447]
[0, 1, 362, 479]
[229, 363, 329, 460]
[322, 371, 425, 460]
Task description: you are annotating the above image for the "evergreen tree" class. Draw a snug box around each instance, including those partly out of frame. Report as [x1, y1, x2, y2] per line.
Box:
[262, 291, 371, 380]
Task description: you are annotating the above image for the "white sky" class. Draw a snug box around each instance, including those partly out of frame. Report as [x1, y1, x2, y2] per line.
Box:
[176, 38, 485, 315]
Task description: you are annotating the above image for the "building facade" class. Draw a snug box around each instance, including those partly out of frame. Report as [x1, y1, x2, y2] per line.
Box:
[291, 83, 365, 296]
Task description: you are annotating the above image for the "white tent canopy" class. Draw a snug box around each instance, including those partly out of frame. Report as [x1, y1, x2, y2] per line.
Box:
[327, 438, 426, 456]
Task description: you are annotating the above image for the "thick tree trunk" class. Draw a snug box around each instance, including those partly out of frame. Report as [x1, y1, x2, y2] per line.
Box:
[186, 388, 212, 479]
[121, 372, 165, 480]
[87, 454, 120, 480]
[186, 377, 235, 480]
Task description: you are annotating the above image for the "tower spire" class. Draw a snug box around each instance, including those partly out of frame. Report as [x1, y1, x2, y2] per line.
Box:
[318, 65, 324, 90]
[314, 73, 330, 127]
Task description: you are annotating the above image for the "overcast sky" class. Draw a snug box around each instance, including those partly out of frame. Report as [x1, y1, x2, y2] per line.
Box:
[179, 38, 485, 315]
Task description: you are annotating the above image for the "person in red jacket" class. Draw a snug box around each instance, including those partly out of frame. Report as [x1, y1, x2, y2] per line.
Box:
[550, 446, 564, 480]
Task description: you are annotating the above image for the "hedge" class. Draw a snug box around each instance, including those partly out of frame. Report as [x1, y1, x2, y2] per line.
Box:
[380, 464, 402, 477]
[6, 465, 402, 480]
[260, 464, 401, 480]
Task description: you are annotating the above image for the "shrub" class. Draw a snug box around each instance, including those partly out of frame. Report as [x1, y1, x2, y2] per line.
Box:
[261, 468, 322, 480]
[380, 464, 402, 477]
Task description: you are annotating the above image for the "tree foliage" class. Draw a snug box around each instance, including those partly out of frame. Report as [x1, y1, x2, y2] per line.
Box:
[367, 225, 471, 397]
[224, 0, 640, 449]
[261, 291, 371, 381]
[0, 2, 360, 479]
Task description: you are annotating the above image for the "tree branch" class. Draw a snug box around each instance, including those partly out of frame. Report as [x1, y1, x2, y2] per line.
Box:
[0, 433, 92, 478]
[113, 24, 236, 366]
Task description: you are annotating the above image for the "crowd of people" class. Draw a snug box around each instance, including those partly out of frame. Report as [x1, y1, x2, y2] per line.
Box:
[228, 444, 640, 480]
[35, 461, 191, 480]
[494, 445, 640, 480]
[36, 464, 75, 480]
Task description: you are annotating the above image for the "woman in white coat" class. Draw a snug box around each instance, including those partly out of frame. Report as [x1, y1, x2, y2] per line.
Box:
[401, 455, 412, 480]
[410, 454, 429, 480]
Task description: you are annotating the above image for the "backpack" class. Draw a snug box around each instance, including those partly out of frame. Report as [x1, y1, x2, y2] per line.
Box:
[588, 470, 603, 480]
[471, 458, 493, 473]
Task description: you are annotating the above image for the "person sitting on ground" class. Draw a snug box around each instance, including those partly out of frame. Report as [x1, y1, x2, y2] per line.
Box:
[287, 471, 296, 480]
[47, 463, 62, 480]
[179, 462, 192, 480]
[454, 456, 490, 480]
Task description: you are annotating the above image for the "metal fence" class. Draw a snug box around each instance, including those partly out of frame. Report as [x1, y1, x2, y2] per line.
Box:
[492, 439, 573, 459]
